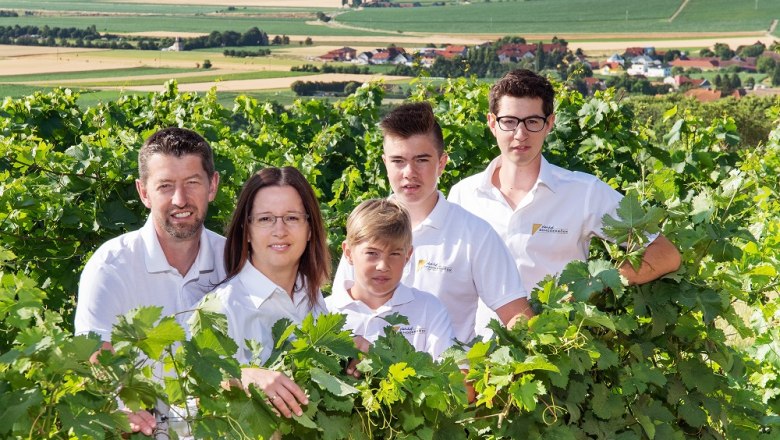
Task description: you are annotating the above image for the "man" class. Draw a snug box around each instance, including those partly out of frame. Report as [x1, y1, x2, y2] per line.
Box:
[333, 102, 532, 345]
[448, 69, 681, 313]
[74, 127, 225, 436]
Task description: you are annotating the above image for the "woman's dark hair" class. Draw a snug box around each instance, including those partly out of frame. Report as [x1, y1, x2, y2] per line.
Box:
[223, 166, 330, 305]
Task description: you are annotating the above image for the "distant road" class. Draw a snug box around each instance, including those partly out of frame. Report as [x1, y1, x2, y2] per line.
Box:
[96, 73, 410, 93]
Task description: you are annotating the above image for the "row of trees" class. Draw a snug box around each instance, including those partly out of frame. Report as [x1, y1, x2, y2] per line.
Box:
[290, 80, 362, 96]
[291, 63, 371, 74]
[0, 24, 292, 51]
[223, 48, 271, 57]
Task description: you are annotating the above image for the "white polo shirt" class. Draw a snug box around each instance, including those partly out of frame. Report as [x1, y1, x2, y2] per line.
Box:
[332, 192, 526, 344]
[448, 155, 626, 293]
[325, 281, 454, 359]
[75, 218, 226, 341]
[209, 261, 327, 365]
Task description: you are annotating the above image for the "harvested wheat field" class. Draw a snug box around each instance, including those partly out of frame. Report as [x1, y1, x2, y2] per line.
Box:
[100, 73, 406, 92]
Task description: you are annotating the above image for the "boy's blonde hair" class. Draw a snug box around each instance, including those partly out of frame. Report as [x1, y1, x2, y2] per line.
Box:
[346, 199, 412, 250]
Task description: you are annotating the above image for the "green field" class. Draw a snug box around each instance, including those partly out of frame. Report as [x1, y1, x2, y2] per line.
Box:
[0, 1, 331, 14]
[0, 15, 391, 37]
[0, 67, 194, 83]
[336, 0, 780, 35]
[0, 15, 377, 36]
[2, 0, 778, 38]
[81, 70, 312, 87]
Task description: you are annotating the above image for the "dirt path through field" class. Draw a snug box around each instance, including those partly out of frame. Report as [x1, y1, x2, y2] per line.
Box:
[95, 73, 409, 92]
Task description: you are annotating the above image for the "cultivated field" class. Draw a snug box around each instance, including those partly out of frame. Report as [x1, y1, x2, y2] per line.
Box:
[335, 0, 780, 35]
[1, 0, 779, 101]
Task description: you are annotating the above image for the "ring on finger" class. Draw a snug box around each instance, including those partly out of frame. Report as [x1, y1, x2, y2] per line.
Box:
[269, 394, 277, 402]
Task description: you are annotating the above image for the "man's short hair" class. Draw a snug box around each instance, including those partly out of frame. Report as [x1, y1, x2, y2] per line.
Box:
[489, 69, 555, 117]
[138, 127, 216, 183]
[379, 102, 445, 156]
[346, 199, 412, 251]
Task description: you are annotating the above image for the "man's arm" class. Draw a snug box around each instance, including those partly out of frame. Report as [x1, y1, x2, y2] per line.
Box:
[619, 234, 681, 285]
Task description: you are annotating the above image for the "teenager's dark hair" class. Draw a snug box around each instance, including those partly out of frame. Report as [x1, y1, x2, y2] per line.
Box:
[379, 101, 445, 156]
[489, 69, 555, 117]
[138, 127, 215, 183]
[223, 167, 330, 305]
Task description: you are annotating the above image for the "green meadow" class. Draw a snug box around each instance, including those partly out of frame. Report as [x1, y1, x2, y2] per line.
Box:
[336, 0, 780, 35]
[0, 1, 331, 15]
[0, 15, 379, 36]
[0, 67, 194, 83]
[81, 70, 312, 87]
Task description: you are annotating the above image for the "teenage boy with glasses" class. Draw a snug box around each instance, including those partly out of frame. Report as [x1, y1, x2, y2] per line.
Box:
[448, 69, 681, 331]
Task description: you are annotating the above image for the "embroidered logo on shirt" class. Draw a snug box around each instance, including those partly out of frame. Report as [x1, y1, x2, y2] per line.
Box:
[531, 223, 569, 235]
[393, 325, 426, 335]
[416, 259, 453, 273]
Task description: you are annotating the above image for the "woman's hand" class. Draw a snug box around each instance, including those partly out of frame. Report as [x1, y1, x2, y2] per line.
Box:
[126, 409, 156, 436]
[241, 368, 308, 418]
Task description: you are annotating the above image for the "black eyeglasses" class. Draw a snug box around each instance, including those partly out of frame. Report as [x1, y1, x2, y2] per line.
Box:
[495, 115, 549, 133]
[248, 213, 309, 228]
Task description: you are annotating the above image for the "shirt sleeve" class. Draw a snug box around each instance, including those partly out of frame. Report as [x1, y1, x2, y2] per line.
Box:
[470, 225, 528, 311]
[74, 256, 127, 341]
[426, 299, 455, 360]
[331, 254, 354, 298]
[584, 179, 624, 241]
[585, 180, 660, 246]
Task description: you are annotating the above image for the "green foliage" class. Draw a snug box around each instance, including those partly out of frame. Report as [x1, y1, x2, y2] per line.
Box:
[1, 76, 779, 438]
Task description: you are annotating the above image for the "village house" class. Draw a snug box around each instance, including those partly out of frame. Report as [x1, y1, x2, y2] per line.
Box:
[626, 56, 670, 78]
[496, 42, 567, 63]
[416, 44, 469, 66]
[663, 75, 711, 90]
[600, 61, 624, 75]
[582, 76, 605, 94]
[669, 57, 720, 70]
[605, 53, 625, 66]
[318, 46, 357, 62]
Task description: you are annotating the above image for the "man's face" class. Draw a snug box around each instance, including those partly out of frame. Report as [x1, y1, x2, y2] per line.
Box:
[382, 133, 447, 212]
[488, 96, 555, 169]
[136, 154, 218, 242]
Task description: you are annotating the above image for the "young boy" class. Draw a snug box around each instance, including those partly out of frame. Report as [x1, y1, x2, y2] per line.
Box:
[326, 198, 454, 359]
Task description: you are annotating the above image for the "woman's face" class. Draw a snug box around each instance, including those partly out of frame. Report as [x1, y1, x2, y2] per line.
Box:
[247, 185, 310, 277]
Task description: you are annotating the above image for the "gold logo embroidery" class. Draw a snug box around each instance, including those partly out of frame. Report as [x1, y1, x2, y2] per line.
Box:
[532, 223, 543, 235]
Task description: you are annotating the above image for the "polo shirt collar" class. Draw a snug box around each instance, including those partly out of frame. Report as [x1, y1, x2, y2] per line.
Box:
[387, 191, 449, 231]
[141, 218, 173, 274]
[476, 155, 559, 194]
[237, 261, 307, 309]
[329, 280, 357, 308]
[331, 280, 416, 309]
[385, 283, 415, 307]
[416, 191, 449, 231]
[140, 217, 216, 275]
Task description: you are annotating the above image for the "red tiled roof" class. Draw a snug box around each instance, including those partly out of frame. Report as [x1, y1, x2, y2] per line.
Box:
[684, 88, 721, 102]
[669, 58, 720, 69]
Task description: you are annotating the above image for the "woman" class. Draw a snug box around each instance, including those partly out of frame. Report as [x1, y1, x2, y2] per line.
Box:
[211, 166, 330, 418]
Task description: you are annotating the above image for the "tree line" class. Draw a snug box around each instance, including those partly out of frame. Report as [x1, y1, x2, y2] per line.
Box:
[223, 48, 271, 58]
[0, 25, 289, 51]
[291, 64, 371, 74]
[290, 80, 362, 96]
